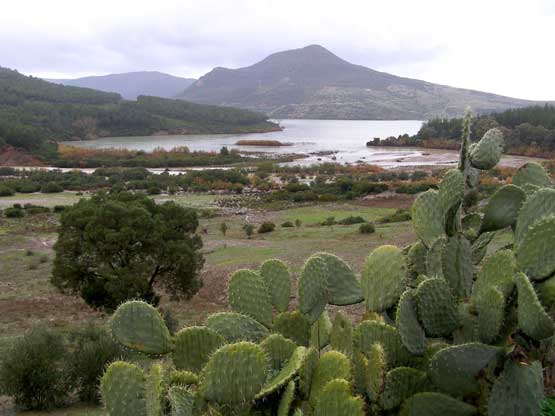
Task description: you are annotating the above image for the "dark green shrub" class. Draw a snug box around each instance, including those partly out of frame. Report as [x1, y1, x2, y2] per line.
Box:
[23, 204, 50, 215]
[0, 185, 14, 196]
[295, 219, 302, 228]
[378, 209, 412, 223]
[147, 185, 161, 195]
[281, 221, 294, 228]
[318, 193, 339, 202]
[411, 170, 429, 181]
[0, 328, 69, 410]
[66, 326, 125, 403]
[321, 217, 337, 226]
[258, 222, 276, 233]
[4, 207, 24, 218]
[338, 215, 366, 225]
[53, 205, 66, 213]
[243, 223, 255, 238]
[40, 182, 63, 193]
[359, 223, 376, 234]
[395, 181, 436, 194]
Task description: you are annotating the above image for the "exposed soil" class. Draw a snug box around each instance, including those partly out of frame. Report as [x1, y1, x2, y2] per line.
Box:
[0, 146, 44, 167]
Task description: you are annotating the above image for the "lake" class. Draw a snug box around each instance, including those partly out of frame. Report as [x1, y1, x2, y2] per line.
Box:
[62, 119, 538, 168]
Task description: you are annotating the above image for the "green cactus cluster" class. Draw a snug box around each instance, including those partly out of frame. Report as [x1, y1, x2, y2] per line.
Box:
[101, 112, 554, 415]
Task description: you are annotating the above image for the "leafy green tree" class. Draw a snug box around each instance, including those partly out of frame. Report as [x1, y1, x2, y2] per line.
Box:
[242, 223, 255, 239]
[51, 192, 204, 310]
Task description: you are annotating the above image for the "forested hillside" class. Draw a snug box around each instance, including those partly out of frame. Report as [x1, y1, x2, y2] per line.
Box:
[0, 67, 278, 160]
[371, 105, 555, 157]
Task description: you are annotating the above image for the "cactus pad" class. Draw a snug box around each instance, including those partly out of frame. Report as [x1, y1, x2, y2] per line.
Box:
[488, 360, 544, 416]
[396, 289, 426, 355]
[260, 259, 291, 313]
[260, 333, 297, 372]
[514, 188, 555, 247]
[100, 361, 146, 416]
[273, 311, 311, 347]
[362, 245, 407, 312]
[256, 346, 307, 398]
[330, 311, 354, 356]
[469, 128, 504, 170]
[415, 278, 458, 338]
[298, 255, 329, 323]
[516, 215, 555, 280]
[476, 286, 505, 344]
[480, 184, 526, 232]
[538, 276, 555, 312]
[382, 367, 429, 411]
[471, 249, 516, 303]
[313, 379, 364, 416]
[471, 231, 496, 264]
[168, 370, 199, 387]
[228, 269, 273, 327]
[412, 189, 445, 247]
[315, 252, 363, 305]
[512, 162, 551, 188]
[310, 310, 332, 349]
[277, 380, 296, 416]
[407, 242, 428, 280]
[110, 300, 173, 355]
[354, 320, 411, 368]
[515, 272, 554, 340]
[299, 347, 319, 399]
[206, 312, 268, 343]
[441, 234, 473, 299]
[365, 343, 386, 403]
[426, 237, 446, 278]
[199, 342, 268, 405]
[145, 363, 165, 416]
[400, 392, 477, 416]
[168, 386, 194, 416]
[309, 350, 351, 406]
[429, 343, 500, 397]
[438, 169, 464, 216]
[173, 326, 224, 373]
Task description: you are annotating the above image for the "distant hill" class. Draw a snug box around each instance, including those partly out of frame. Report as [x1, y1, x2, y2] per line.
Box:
[179, 45, 549, 120]
[0, 67, 278, 159]
[48, 71, 196, 100]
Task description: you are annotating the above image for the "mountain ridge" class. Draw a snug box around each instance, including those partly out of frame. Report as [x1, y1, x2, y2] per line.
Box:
[48, 71, 196, 100]
[178, 45, 550, 119]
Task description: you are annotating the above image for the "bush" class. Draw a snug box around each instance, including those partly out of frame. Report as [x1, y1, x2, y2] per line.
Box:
[395, 181, 437, 194]
[338, 215, 366, 225]
[281, 221, 294, 228]
[66, 326, 125, 403]
[53, 205, 66, 213]
[147, 185, 161, 195]
[321, 217, 337, 226]
[0, 185, 14, 196]
[359, 223, 376, 234]
[24, 204, 50, 215]
[40, 182, 63, 193]
[295, 219, 302, 227]
[258, 222, 276, 233]
[378, 209, 412, 223]
[243, 223, 255, 238]
[411, 170, 429, 181]
[4, 207, 24, 218]
[0, 328, 69, 410]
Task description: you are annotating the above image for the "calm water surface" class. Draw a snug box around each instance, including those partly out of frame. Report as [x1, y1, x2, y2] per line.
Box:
[64, 119, 436, 166]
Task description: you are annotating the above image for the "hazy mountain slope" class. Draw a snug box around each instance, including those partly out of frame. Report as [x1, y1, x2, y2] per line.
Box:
[179, 45, 545, 119]
[49, 71, 196, 99]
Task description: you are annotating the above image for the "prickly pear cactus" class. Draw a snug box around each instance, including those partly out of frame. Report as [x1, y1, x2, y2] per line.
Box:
[101, 113, 554, 416]
[173, 326, 224, 373]
[260, 259, 291, 312]
[111, 300, 173, 355]
[228, 269, 272, 327]
[100, 361, 147, 416]
[199, 342, 268, 405]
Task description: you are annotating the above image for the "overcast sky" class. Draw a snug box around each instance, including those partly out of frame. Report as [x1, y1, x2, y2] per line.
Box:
[2, 0, 554, 100]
